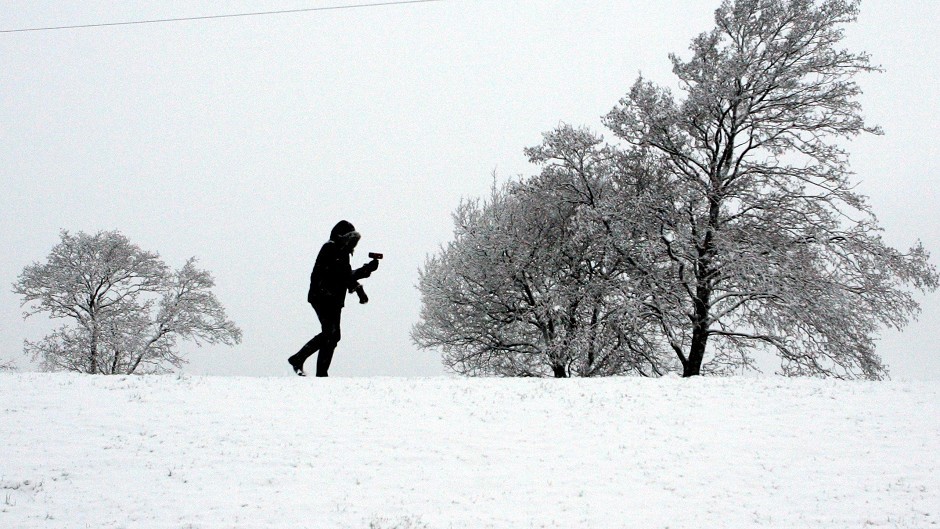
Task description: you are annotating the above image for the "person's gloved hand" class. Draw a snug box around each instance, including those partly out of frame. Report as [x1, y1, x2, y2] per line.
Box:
[365, 259, 380, 273]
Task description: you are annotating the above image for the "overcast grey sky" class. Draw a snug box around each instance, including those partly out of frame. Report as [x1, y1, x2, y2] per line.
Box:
[2, 0, 937, 379]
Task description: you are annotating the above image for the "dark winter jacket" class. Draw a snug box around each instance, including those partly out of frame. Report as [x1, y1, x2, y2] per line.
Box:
[307, 220, 373, 308]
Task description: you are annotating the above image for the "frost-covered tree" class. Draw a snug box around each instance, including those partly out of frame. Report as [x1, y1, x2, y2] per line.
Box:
[414, 126, 670, 377]
[0, 359, 15, 372]
[417, 0, 936, 380]
[13, 230, 243, 374]
[602, 0, 938, 378]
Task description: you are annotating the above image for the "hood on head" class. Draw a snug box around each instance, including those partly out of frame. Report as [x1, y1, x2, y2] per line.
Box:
[330, 220, 356, 241]
[330, 220, 360, 252]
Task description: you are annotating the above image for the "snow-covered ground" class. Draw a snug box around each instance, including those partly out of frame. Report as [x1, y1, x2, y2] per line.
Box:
[0, 373, 936, 529]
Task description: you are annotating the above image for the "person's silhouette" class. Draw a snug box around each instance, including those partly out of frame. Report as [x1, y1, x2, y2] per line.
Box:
[288, 220, 379, 377]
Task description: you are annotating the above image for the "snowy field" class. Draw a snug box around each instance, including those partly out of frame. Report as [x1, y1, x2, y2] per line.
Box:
[1, 373, 937, 529]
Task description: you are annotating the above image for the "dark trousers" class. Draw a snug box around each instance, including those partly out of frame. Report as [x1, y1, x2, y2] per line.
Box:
[291, 301, 343, 377]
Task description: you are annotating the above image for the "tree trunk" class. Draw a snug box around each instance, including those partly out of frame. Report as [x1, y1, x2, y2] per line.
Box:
[685, 239, 716, 377]
[587, 305, 599, 370]
[684, 324, 708, 377]
[89, 325, 99, 374]
[683, 195, 720, 377]
[552, 364, 568, 378]
[684, 276, 713, 377]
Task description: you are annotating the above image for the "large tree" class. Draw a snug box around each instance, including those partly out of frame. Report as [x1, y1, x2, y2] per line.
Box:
[418, 0, 936, 380]
[13, 230, 242, 374]
[602, 0, 938, 378]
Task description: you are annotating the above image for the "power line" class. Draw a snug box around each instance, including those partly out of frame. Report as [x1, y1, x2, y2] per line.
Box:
[0, 0, 443, 34]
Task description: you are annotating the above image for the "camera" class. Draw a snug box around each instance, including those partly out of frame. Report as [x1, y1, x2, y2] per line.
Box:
[350, 252, 382, 304]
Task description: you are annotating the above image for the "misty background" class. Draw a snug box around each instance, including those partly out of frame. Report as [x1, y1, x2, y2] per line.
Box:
[2, 0, 937, 379]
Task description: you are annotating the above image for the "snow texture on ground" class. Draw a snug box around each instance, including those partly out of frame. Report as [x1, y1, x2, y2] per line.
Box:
[1, 373, 937, 528]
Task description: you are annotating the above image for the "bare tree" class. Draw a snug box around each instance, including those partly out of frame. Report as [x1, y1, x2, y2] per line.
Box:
[13, 230, 242, 374]
[414, 126, 670, 377]
[0, 359, 15, 372]
[603, 0, 938, 378]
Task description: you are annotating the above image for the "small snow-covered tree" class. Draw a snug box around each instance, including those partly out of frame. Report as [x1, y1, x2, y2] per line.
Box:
[414, 126, 670, 377]
[414, 183, 552, 377]
[0, 359, 15, 372]
[602, 0, 938, 378]
[13, 230, 242, 374]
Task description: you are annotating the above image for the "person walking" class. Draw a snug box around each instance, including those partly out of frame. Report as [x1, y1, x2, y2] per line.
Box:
[288, 220, 379, 377]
